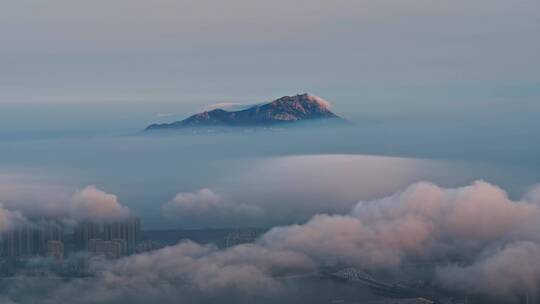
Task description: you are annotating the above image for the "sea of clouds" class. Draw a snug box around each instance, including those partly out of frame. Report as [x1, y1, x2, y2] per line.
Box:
[1, 177, 540, 303]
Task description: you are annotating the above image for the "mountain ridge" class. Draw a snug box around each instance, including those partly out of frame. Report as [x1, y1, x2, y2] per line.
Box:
[146, 93, 344, 131]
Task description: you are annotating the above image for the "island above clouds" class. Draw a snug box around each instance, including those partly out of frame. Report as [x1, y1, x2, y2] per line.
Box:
[145, 93, 345, 131]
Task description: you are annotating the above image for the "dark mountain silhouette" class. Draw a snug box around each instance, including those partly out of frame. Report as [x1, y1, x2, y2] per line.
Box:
[146, 93, 344, 130]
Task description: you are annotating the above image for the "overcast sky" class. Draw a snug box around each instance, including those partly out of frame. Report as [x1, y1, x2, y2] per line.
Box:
[1, 0, 539, 108]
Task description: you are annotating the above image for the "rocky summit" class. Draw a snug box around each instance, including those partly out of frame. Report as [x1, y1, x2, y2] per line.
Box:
[146, 93, 343, 130]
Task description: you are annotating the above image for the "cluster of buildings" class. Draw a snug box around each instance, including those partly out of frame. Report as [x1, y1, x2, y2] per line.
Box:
[224, 228, 261, 248]
[75, 218, 140, 259]
[0, 218, 65, 260]
[0, 217, 140, 262]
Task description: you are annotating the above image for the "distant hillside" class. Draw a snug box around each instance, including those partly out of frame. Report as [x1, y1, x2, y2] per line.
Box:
[145, 93, 344, 130]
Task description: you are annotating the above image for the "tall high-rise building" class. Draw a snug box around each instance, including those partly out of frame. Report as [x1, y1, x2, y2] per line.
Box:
[36, 218, 64, 255]
[0, 219, 65, 258]
[88, 238, 125, 259]
[1, 217, 142, 258]
[104, 217, 140, 254]
[47, 240, 64, 262]
[0, 224, 36, 257]
[74, 221, 100, 251]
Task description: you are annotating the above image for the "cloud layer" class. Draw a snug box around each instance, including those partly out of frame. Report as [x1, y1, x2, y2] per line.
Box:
[0, 175, 130, 225]
[4, 180, 540, 303]
[259, 181, 540, 302]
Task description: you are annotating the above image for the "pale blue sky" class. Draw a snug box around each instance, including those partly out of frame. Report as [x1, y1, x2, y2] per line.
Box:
[1, 0, 539, 110]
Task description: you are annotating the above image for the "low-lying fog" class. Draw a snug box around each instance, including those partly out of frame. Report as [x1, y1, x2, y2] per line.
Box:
[0, 101, 538, 229]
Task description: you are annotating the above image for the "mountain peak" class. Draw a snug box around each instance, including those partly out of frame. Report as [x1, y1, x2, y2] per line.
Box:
[146, 94, 343, 131]
[271, 93, 332, 110]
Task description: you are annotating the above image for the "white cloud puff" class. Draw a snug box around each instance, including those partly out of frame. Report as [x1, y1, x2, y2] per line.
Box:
[162, 189, 261, 222]
[69, 186, 130, 222]
[163, 188, 221, 216]
[0, 203, 26, 233]
[0, 173, 131, 223]
[202, 102, 250, 112]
